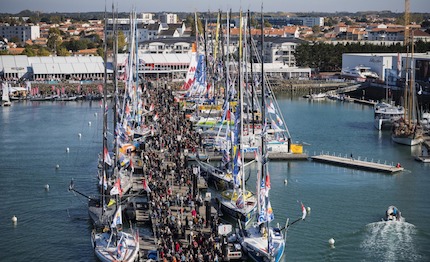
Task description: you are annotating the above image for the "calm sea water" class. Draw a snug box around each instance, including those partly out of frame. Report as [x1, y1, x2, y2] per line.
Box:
[1, 97, 429, 262]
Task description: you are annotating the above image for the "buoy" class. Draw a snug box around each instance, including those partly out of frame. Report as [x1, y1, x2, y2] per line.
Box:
[56, 164, 60, 169]
[328, 238, 335, 247]
[78, 133, 82, 138]
[284, 179, 288, 185]
[66, 147, 70, 153]
[88, 121, 91, 126]
[45, 184, 50, 191]
[11, 215, 17, 223]
[306, 207, 311, 214]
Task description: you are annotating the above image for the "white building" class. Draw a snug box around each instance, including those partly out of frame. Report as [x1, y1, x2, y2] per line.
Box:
[159, 13, 177, 24]
[0, 25, 40, 43]
[342, 53, 430, 85]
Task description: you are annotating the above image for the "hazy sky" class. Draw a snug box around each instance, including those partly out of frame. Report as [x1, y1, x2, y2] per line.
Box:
[0, 0, 429, 13]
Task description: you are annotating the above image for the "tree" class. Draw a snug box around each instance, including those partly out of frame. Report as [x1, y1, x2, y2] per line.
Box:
[117, 31, 126, 53]
[22, 46, 36, 56]
[37, 47, 51, 56]
[312, 25, 321, 34]
[57, 47, 70, 56]
[47, 28, 62, 52]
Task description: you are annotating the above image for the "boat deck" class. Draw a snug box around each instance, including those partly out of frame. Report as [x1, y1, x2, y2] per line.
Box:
[311, 154, 404, 173]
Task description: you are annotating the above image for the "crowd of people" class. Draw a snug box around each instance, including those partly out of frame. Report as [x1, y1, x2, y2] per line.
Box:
[137, 81, 228, 262]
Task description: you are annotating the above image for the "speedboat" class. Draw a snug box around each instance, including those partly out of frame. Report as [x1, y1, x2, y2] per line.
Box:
[384, 206, 404, 222]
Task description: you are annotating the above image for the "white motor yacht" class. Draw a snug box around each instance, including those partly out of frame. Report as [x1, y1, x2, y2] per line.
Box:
[374, 101, 404, 130]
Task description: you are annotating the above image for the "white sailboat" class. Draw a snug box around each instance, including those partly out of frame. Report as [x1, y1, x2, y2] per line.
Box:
[219, 11, 257, 227]
[239, 10, 305, 262]
[1, 82, 12, 106]
[92, 204, 140, 262]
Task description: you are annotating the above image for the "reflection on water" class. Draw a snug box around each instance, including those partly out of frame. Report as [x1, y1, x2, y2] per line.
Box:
[362, 221, 421, 261]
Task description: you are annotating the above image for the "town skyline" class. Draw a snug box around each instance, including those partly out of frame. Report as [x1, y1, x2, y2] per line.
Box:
[0, 0, 429, 14]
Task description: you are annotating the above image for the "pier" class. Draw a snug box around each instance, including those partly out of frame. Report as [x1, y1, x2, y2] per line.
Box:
[311, 154, 404, 173]
[187, 151, 308, 161]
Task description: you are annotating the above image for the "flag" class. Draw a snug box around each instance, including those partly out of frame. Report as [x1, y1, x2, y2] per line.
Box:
[236, 193, 244, 209]
[267, 201, 274, 222]
[153, 113, 159, 122]
[142, 179, 151, 192]
[276, 114, 283, 126]
[117, 238, 124, 259]
[265, 172, 271, 197]
[104, 147, 112, 166]
[301, 202, 307, 220]
[100, 171, 108, 190]
[267, 102, 276, 114]
[110, 178, 122, 196]
[111, 205, 122, 228]
[271, 120, 282, 131]
[149, 103, 155, 111]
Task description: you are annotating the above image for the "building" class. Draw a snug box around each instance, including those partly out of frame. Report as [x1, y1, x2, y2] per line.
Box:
[0, 55, 105, 81]
[159, 13, 178, 24]
[342, 53, 430, 86]
[266, 16, 324, 28]
[0, 25, 40, 43]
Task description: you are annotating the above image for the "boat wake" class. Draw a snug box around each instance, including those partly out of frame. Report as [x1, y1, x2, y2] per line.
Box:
[361, 221, 421, 261]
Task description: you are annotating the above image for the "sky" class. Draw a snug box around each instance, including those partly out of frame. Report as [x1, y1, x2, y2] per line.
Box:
[0, 0, 429, 14]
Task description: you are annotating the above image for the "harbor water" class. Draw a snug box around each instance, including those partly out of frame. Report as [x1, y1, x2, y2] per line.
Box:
[1, 96, 429, 261]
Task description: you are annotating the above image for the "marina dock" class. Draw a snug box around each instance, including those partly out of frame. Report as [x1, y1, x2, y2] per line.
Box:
[188, 151, 308, 161]
[311, 154, 404, 173]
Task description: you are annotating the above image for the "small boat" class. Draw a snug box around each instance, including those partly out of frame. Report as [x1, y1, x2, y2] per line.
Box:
[384, 206, 405, 222]
[374, 101, 404, 130]
[309, 93, 326, 100]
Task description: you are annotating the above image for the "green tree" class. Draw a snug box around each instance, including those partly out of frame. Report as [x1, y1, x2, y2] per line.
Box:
[47, 28, 62, 52]
[22, 46, 37, 56]
[37, 47, 51, 56]
[117, 31, 126, 53]
[57, 47, 70, 56]
[97, 47, 104, 57]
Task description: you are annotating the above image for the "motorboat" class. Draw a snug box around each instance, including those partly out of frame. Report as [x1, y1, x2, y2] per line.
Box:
[384, 206, 404, 222]
[309, 93, 326, 100]
[374, 101, 405, 130]
[341, 65, 379, 79]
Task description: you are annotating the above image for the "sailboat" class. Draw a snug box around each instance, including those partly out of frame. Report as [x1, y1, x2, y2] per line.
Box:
[1, 81, 12, 106]
[219, 10, 257, 227]
[391, 31, 424, 146]
[239, 10, 305, 262]
[92, 203, 140, 262]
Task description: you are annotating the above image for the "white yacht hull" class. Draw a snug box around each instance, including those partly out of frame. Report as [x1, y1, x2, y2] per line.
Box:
[391, 135, 423, 146]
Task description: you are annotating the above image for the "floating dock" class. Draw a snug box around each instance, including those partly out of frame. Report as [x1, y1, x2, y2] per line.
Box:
[311, 154, 404, 173]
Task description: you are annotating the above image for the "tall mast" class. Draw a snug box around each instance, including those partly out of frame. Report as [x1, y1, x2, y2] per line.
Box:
[248, 10, 255, 134]
[260, 5, 272, 259]
[238, 10, 245, 194]
[101, 2, 108, 215]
